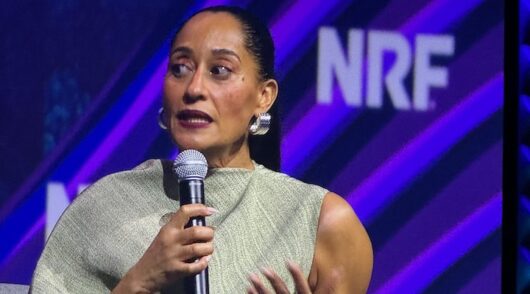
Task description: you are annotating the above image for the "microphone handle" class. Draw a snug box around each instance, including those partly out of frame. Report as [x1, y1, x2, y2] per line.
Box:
[179, 179, 209, 294]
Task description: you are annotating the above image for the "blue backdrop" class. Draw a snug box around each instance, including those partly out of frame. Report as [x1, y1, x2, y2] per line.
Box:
[0, 0, 503, 292]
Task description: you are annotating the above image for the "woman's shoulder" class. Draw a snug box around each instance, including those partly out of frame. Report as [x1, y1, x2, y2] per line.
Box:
[253, 163, 328, 201]
[75, 159, 167, 202]
[89, 159, 166, 192]
[54, 159, 171, 231]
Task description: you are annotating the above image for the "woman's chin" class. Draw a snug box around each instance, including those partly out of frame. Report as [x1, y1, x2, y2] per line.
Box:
[171, 126, 214, 149]
[175, 142, 207, 153]
[172, 136, 211, 152]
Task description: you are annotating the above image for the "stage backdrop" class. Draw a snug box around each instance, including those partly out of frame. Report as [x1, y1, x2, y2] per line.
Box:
[0, 0, 503, 292]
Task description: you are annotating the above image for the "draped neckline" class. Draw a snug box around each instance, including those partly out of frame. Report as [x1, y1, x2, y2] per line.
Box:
[203, 162, 259, 217]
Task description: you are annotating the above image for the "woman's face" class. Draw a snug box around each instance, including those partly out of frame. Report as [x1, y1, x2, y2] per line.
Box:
[163, 12, 273, 157]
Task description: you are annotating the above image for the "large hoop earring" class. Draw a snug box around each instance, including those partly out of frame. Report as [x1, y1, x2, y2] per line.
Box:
[249, 112, 271, 135]
[158, 107, 168, 130]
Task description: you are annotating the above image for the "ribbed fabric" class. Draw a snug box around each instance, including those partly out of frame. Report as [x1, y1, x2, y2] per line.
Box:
[31, 159, 327, 293]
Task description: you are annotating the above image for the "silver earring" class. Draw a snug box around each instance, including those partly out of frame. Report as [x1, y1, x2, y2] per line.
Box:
[249, 112, 271, 135]
[158, 107, 168, 130]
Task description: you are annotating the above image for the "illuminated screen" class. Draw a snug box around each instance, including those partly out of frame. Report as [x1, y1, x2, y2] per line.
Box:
[0, 0, 503, 292]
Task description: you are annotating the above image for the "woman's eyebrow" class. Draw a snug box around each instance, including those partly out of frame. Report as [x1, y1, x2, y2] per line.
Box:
[212, 48, 241, 62]
[171, 46, 193, 56]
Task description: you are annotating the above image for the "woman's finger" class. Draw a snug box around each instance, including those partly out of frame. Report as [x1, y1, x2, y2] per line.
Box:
[287, 261, 312, 294]
[178, 226, 214, 245]
[177, 242, 214, 261]
[248, 272, 271, 294]
[169, 204, 217, 228]
[261, 267, 290, 294]
[171, 254, 211, 276]
[247, 285, 259, 294]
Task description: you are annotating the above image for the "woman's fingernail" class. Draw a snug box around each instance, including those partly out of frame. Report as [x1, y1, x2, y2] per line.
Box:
[207, 207, 219, 215]
[206, 255, 212, 262]
[249, 272, 259, 281]
[286, 260, 297, 270]
[260, 266, 272, 276]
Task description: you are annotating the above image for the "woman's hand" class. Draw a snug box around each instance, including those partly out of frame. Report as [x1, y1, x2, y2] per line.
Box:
[247, 261, 312, 294]
[112, 204, 216, 294]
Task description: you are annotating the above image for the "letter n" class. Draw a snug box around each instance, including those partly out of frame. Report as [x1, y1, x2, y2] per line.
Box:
[317, 27, 363, 106]
[46, 182, 72, 239]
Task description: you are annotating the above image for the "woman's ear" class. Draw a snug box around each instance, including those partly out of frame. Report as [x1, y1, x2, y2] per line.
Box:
[256, 78, 278, 113]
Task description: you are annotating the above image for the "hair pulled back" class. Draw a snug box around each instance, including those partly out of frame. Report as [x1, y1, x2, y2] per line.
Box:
[170, 6, 281, 171]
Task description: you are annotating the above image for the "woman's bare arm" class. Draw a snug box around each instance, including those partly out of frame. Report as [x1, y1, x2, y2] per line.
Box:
[247, 192, 373, 294]
[308, 192, 373, 293]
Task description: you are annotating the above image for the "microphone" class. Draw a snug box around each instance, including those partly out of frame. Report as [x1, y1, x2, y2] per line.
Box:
[173, 149, 209, 294]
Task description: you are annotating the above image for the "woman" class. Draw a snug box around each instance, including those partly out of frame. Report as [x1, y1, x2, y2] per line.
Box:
[32, 6, 372, 293]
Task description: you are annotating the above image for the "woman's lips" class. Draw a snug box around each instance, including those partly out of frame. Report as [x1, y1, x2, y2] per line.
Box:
[176, 109, 213, 128]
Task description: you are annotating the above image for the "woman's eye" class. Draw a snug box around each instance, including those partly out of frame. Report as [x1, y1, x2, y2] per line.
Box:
[171, 64, 191, 77]
[210, 66, 231, 78]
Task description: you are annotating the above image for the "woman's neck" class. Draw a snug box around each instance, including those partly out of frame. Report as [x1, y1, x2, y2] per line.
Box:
[202, 141, 254, 170]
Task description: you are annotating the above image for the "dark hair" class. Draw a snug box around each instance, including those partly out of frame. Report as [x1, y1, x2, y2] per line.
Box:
[170, 6, 281, 171]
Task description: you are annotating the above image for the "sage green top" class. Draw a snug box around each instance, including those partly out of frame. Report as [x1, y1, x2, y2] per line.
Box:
[31, 159, 327, 293]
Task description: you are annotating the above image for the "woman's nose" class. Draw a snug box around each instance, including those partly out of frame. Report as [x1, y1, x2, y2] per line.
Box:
[184, 69, 206, 103]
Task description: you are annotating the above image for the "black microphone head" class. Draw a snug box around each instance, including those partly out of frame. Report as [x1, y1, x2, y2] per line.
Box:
[173, 149, 208, 181]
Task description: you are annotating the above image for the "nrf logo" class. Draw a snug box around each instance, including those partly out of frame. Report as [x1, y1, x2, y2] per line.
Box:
[317, 27, 455, 111]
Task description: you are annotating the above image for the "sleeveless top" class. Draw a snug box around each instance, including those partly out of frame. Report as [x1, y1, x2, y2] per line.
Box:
[31, 159, 327, 293]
